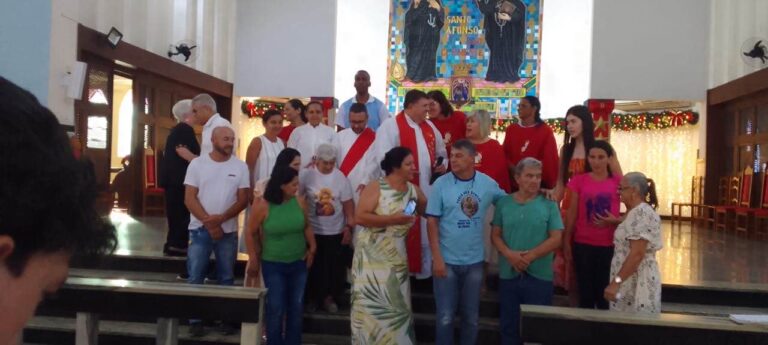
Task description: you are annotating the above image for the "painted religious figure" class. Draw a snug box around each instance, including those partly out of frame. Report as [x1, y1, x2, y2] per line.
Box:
[476, 0, 527, 83]
[404, 0, 445, 82]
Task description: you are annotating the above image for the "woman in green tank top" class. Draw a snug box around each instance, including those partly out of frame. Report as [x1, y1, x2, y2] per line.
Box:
[245, 166, 316, 345]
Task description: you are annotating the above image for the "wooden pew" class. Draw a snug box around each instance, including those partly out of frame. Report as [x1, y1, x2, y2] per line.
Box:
[35, 277, 266, 345]
[662, 281, 768, 308]
[70, 250, 249, 275]
[521, 305, 768, 345]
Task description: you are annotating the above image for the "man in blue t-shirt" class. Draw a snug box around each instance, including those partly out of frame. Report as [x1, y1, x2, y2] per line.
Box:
[334, 70, 391, 131]
[426, 139, 506, 345]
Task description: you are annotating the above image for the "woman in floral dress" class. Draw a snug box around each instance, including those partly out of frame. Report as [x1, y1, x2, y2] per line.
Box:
[604, 172, 662, 313]
[351, 147, 427, 344]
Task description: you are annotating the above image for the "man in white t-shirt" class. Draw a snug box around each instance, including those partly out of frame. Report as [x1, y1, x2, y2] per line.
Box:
[176, 93, 234, 160]
[299, 143, 355, 313]
[183, 126, 249, 337]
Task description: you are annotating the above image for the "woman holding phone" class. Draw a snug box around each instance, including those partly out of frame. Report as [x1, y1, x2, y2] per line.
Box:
[350, 147, 427, 345]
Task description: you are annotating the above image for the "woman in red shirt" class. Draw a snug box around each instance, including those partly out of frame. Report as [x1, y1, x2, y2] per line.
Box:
[427, 90, 466, 158]
[466, 109, 511, 192]
[502, 96, 559, 191]
[277, 99, 306, 144]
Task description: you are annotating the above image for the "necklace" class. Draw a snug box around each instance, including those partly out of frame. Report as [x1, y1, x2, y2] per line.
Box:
[493, 1, 507, 38]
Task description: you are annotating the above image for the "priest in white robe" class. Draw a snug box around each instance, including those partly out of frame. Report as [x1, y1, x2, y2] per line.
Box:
[288, 100, 340, 168]
[338, 103, 379, 203]
[372, 90, 447, 279]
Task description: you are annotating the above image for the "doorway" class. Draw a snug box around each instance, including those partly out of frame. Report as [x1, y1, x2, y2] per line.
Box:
[110, 75, 135, 210]
[76, 25, 233, 216]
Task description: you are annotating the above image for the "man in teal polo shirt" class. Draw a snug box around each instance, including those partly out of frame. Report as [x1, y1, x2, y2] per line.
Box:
[426, 139, 506, 345]
[492, 157, 563, 345]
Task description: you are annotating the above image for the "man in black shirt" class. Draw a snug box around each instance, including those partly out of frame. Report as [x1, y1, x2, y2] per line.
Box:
[162, 99, 200, 256]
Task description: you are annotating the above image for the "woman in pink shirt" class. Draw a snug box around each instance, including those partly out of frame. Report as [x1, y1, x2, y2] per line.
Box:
[564, 140, 622, 309]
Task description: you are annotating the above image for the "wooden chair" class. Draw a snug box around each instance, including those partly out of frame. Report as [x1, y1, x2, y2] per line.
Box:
[690, 177, 708, 223]
[671, 176, 704, 222]
[700, 177, 730, 228]
[714, 168, 751, 231]
[142, 148, 165, 216]
[746, 172, 768, 240]
[734, 171, 768, 236]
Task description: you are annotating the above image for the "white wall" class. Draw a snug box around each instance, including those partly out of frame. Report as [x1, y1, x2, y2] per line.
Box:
[590, 0, 710, 101]
[0, 1, 52, 104]
[234, 0, 338, 97]
[708, 0, 768, 88]
[46, 0, 237, 125]
[334, 0, 390, 103]
[538, 0, 593, 117]
[47, 0, 79, 125]
[74, 0, 236, 81]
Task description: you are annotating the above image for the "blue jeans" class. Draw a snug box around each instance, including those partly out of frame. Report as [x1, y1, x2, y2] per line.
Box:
[499, 274, 553, 345]
[187, 227, 237, 286]
[262, 259, 308, 345]
[433, 261, 484, 345]
[187, 227, 237, 325]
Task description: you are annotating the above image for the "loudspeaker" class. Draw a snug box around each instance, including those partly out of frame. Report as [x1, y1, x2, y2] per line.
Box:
[66, 61, 87, 100]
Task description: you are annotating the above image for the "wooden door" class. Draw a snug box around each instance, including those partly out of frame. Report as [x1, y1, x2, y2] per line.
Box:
[76, 55, 114, 195]
[129, 73, 204, 215]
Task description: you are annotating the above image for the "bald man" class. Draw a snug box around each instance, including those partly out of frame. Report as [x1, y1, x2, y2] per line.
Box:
[183, 126, 250, 336]
[335, 70, 391, 131]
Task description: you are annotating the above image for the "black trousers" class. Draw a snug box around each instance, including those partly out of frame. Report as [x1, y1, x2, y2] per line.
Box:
[573, 242, 614, 310]
[307, 233, 349, 304]
[164, 185, 190, 254]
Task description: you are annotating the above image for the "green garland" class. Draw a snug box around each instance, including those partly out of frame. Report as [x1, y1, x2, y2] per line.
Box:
[241, 100, 285, 118]
[491, 110, 699, 133]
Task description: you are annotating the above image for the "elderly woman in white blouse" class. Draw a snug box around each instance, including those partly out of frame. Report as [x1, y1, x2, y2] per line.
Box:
[603, 172, 662, 313]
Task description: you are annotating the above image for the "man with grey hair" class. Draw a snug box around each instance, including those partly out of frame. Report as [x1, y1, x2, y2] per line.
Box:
[491, 157, 563, 345]
[299, 143, 355, 313]
[426, 139, 506, 345]
[177, 93, 233, 161]
[161, 99, 200, 256]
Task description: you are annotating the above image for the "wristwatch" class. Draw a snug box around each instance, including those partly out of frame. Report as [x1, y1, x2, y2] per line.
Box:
[614, 276, 623, 284]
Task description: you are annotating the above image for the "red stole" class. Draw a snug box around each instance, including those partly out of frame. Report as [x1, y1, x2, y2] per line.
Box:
[396, 112, 437, 273]
[339, 128, 375, 176]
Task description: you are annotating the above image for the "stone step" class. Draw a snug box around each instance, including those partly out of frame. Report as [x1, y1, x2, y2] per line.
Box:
[303, 309, 500, 343]
[70, 251, 249, 276]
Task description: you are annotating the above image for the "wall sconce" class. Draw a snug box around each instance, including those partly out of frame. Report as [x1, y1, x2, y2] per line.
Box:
[107, 27, 123, 49]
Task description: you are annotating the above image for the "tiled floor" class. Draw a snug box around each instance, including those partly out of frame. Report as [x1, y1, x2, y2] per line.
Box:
[109, 210, 768, 285]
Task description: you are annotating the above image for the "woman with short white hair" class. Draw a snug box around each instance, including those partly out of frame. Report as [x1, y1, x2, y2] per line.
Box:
[603, 172, 662, 314]
[300, 143, 355, 312]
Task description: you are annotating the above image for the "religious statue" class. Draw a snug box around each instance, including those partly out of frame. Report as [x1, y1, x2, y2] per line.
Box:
[404, 0, 444, 82]
[476, 0, 527, 83]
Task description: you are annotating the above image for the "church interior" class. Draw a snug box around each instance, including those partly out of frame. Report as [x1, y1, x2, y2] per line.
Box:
[2, 0, 768, 344]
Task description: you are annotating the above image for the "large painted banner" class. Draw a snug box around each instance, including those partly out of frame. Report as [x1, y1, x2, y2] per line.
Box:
[386, 0, 543, 117]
